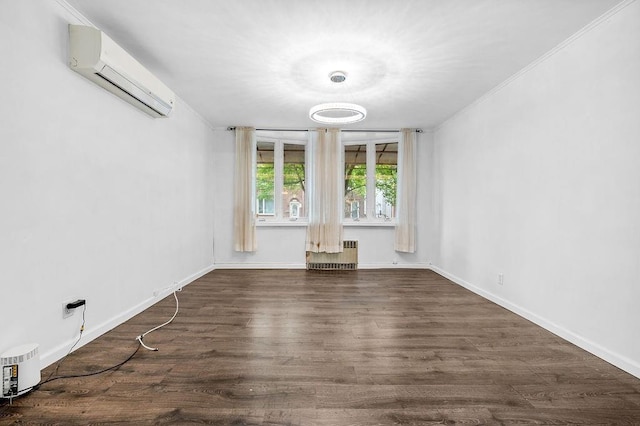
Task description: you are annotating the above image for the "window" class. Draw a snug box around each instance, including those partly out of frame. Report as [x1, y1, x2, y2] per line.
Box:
[344, 144, 367, 219]
[375, 142, 398, 220]
[283, 143, 306, 219]
[254, 132, 399, 225]
[289, 199, 301, 219]
[343, 139, 398, 223]
[256, 141, 275, 216]
[255, 136, 306, 222]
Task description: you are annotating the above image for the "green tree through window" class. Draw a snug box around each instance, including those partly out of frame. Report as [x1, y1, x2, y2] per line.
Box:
[376, 164, 397, 208]
[256, 141, 275, 215]
[375, 142, 397, 219]
[255, 139, 306, 219]
[256, 163, 275, 214]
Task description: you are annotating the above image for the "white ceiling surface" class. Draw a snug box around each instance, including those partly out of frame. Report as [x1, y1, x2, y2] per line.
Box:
[65, 0, 621, 130]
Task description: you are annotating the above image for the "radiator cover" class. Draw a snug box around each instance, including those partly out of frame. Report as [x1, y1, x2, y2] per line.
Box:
[306, 240, 358, 270]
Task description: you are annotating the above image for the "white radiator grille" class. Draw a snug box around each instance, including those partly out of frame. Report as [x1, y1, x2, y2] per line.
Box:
[306, 240, 358, 270]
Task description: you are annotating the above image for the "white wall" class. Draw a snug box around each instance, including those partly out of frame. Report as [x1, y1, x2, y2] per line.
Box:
[212, 130, 435, 269]
[0, 1, 216, 366]
[433, 1, 640, 377]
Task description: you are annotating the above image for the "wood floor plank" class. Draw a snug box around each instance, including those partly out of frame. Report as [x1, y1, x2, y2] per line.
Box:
[511, 383, 640, 410]
[1, 269, 639, 424]
[491, 407, 640, 425]
[314, 384, 533, 410]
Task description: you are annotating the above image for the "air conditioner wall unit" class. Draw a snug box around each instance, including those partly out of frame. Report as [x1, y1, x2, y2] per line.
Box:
[307, 240, 358, 270]
[68, 24, 175, 118]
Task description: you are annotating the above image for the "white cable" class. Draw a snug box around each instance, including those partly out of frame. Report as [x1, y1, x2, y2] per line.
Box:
[43, 304, 87, 383]
[136, 290, 180, 351]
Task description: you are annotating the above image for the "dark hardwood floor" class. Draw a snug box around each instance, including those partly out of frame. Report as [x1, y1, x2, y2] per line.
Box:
[2, 269, 639, 425]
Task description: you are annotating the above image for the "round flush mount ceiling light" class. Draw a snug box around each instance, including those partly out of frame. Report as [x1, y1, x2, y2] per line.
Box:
[309, 102, 367, 124]
[309, 71, 367, 124]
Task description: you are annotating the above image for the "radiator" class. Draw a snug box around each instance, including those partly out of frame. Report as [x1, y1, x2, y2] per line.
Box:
[306, 240, 358, 270]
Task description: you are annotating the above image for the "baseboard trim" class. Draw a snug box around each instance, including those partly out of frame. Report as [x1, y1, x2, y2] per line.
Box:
[40, 263, 215, 368]
[215, 262, 432, 270]
[358, 263, 431, 269]
[215, 262, 306, 270]
[429, 265, 640, 379]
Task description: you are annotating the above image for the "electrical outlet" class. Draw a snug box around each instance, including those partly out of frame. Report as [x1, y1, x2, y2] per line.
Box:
[154, 282, 182, 297]
[497, 273, 504, 286]
[62, 299, 75, 319]
[62, 299, 86, 318]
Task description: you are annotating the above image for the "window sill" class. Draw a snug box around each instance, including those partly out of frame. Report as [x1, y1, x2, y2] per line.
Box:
[255, 220, 396, 228]
[343, 221, 396, 228]
[256, 220, 308, 227]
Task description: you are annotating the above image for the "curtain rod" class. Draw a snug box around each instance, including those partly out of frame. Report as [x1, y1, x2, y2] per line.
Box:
[226, 127, 423, 133]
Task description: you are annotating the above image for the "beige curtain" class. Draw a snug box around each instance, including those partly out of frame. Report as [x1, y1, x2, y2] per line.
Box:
[306, 128, 343, 253]
[395, 129, 417, 253]
[233, 127, 257, 252]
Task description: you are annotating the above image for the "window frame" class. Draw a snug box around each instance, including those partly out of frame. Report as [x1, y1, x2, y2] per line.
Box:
[255, 135, 308, 225]
[342, 137, 400, 226]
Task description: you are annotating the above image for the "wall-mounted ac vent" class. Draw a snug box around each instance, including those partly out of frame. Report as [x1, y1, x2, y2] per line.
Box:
[306, 240, 358, 270]
[68, 25, 175, 118]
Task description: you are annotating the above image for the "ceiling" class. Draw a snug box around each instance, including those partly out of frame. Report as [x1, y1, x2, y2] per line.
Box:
[65, 0, 621, 130]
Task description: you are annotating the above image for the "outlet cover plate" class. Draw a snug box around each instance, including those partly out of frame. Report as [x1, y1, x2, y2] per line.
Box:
[62, 300, 76, 319]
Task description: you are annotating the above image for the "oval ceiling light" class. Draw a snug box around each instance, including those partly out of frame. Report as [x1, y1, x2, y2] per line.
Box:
[309, 102, 367, 124]
[309, 71, 367, 125]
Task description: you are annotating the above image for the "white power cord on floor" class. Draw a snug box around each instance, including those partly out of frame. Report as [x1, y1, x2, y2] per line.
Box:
[136, 290, 180, 351]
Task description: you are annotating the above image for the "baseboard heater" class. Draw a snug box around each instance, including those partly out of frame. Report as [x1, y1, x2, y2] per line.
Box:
[306, 240, 358, 270]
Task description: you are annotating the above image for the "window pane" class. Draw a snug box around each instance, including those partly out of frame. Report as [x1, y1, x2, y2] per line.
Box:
[256, 141, 275, 216]
[283, 143, 305, 218]
[344, 144, 367, 219]
[375, 142, 398, 219]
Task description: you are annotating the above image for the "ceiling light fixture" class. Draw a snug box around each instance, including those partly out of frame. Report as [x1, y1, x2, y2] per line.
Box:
[329, 70, 347, 83]
[309, 71, 367, 125]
